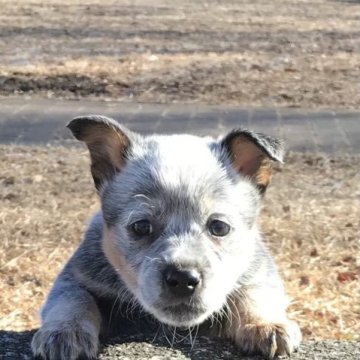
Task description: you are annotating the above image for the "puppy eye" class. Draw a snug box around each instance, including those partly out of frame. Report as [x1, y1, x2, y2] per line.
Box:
[208, 219, 230, 237]
[131, 220, 153, 236]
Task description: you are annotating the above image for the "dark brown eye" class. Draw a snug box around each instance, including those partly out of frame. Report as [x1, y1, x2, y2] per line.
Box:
[131, 220, 153, 236]
[208, 219, 230, 237]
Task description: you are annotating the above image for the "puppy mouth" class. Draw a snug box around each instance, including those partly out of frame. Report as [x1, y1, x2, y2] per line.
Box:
[155, 301, 208, 327]
[163, 303, 203, 316]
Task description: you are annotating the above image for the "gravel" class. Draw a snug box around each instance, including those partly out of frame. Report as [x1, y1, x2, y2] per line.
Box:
[1, 329, 359, 360]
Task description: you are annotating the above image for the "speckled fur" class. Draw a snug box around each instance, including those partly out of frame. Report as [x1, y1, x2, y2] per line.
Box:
[32, 115, 301, 360]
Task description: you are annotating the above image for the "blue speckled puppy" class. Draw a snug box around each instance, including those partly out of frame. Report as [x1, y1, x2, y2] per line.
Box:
[32, 115, 301, 360]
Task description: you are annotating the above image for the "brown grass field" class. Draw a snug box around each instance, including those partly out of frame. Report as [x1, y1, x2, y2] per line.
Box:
[0, 0, 359, 346]
[0, 145, 359, 341]
[0, 0, 359, 108]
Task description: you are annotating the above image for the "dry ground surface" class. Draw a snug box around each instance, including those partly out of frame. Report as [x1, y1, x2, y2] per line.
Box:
[0, 0, 359, 108]
[0, 145, 359, 341]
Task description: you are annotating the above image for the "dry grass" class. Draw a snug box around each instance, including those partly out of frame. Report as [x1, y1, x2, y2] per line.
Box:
[0, 0, 359, 108]
[0, 145, 358, 340]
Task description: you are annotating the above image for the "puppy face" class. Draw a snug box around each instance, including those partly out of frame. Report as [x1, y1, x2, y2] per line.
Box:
[68, 116, 283, 327]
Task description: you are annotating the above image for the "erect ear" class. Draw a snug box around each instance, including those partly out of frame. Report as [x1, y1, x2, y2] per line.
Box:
[67, 115, 133, 190]
[221, 129, 284, 194]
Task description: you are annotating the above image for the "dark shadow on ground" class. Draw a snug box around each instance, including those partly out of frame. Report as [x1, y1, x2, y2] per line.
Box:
[0, 330, 35, 359]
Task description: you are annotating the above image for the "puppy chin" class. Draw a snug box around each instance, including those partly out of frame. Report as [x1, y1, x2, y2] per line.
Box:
[150, 305, 211, 328]
[137, 285, 228, 328]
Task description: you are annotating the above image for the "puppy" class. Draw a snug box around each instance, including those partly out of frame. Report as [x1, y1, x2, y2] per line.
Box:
[32, 115, 301, 359]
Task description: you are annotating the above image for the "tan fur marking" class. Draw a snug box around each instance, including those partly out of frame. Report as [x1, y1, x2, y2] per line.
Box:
[218, 290, 300, 358]
[229, 137, 271, 189]
[255, 158, 272, 188]
[214, 258, 298, 357]
[82, 124, 128, 168]
[77, 123, 129, 188]
[102, 225, 138, 291]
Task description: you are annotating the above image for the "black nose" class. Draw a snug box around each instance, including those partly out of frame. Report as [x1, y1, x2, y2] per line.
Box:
[163, 266, 201, 296]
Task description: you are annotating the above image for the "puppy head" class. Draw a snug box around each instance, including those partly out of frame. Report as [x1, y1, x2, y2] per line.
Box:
[68, 115, 283, 327]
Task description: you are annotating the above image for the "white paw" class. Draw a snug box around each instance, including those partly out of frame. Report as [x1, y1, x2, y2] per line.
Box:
[236, 320, 301, 359]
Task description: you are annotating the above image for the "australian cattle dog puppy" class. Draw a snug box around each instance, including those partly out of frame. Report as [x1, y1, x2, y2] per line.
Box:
[32, 115, 301, 359]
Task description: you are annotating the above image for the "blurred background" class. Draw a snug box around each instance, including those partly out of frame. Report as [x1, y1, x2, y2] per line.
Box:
[0, 0, 358, 108]
[0, 0, 359, 346]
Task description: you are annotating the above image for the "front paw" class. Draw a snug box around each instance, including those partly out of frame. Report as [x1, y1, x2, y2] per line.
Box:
[31, 320, 99, 360]
[235, 321, 301, 359]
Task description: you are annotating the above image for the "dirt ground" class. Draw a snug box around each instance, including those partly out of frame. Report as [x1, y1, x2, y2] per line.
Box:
[0, 0, 359, 108]
[0, 145, 358, 341]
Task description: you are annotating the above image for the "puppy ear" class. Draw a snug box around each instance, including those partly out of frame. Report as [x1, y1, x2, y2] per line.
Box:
[67, 115, 132, 190]
[221, 129, 284, 193]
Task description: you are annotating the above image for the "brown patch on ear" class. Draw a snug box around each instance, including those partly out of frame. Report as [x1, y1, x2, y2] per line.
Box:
[227, 136, 272, 192]
[83, 124, 129, 189]
[67, 116, 131, 190]
[255, 158, 273, 194]
[102, 225, 138, 291]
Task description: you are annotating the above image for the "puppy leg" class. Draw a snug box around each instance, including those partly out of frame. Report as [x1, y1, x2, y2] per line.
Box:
[226, 285, 301, 359]
[31, 277, 101, 360]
